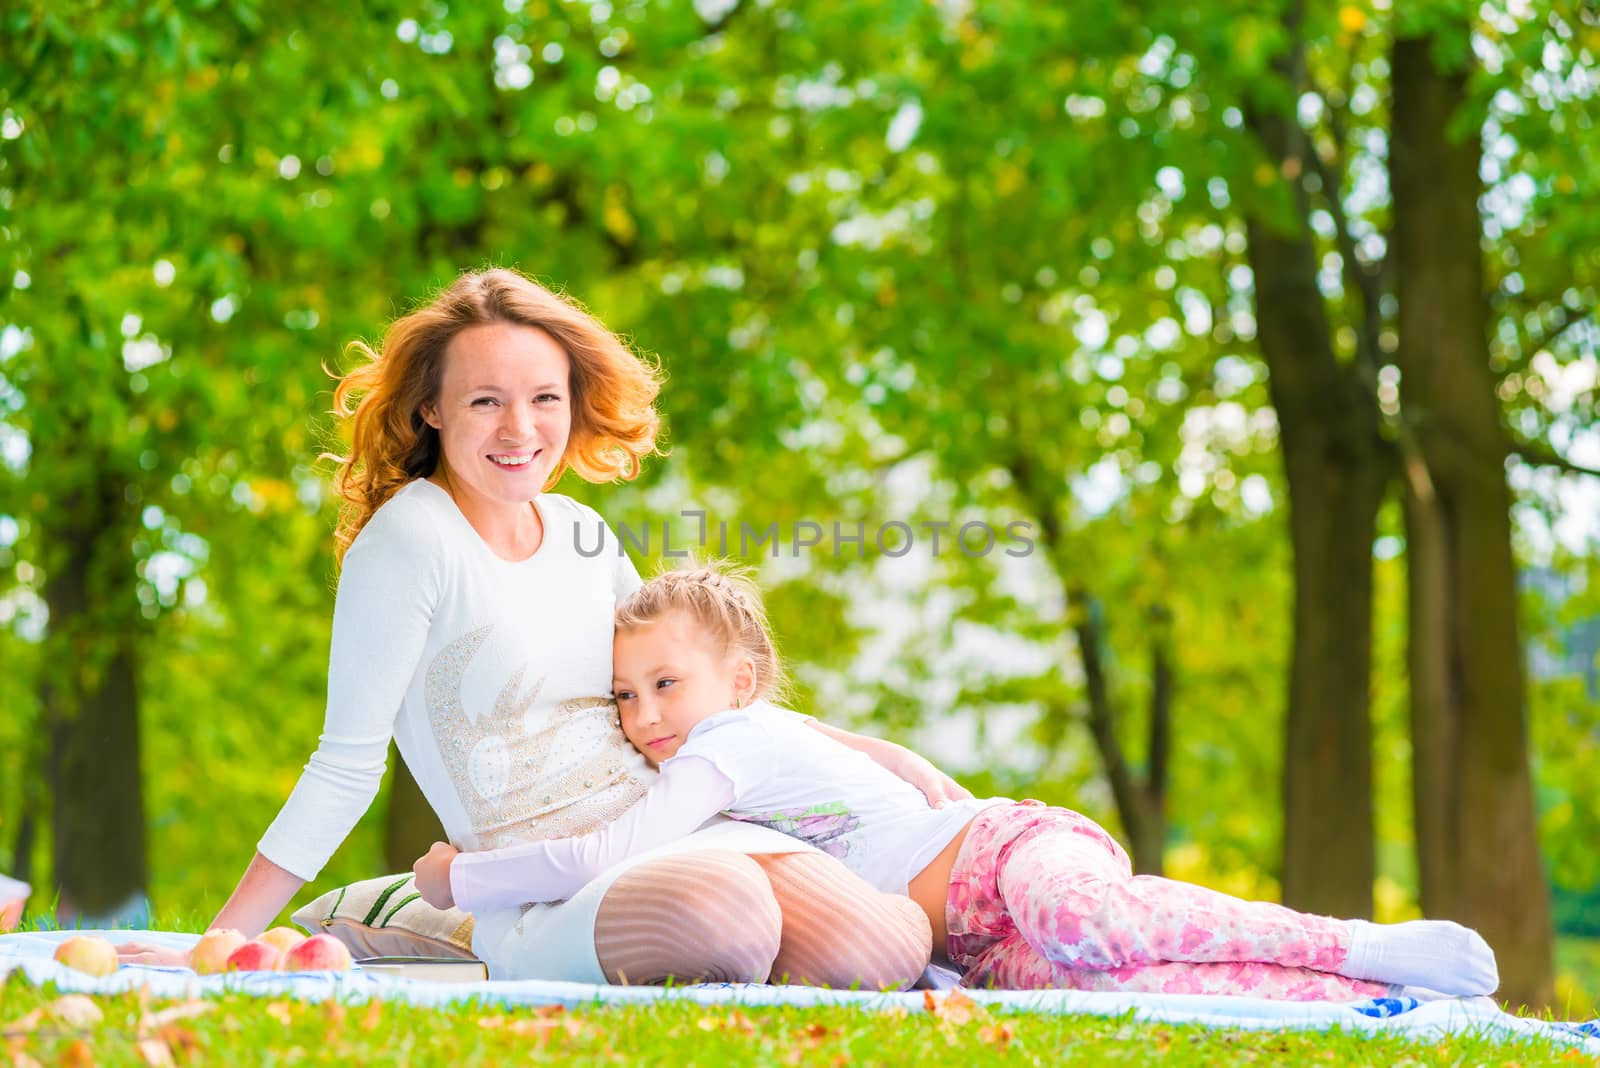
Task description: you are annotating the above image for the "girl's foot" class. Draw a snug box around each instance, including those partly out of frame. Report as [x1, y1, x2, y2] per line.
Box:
[1340, 919, 1498, 995]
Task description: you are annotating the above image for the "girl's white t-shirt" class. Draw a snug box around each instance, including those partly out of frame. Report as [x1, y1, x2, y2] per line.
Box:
[257, 479, 652, 881]
[450, 701, 1007, 911]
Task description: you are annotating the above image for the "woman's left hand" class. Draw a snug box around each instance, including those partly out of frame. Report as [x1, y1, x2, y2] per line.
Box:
[412, 842, 460, 910]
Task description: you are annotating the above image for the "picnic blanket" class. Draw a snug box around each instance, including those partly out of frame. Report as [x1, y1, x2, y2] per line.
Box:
[4, 930, 1596, 1055]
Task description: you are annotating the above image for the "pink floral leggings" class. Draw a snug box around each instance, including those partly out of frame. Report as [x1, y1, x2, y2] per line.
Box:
[946, 802, 1389, 1001]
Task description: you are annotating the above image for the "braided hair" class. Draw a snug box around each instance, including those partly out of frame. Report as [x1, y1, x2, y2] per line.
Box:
[615, 563, 790, 703]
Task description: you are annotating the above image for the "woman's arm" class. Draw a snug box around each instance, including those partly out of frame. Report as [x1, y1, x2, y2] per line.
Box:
[120, 506, 442, 969]
[805, 721, 972, 807]
[423, 756, 735, 912]
[210, 852, 307, 936]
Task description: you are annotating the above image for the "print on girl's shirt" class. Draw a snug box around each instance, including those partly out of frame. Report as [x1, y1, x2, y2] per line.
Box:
[727, 802, 860, 860]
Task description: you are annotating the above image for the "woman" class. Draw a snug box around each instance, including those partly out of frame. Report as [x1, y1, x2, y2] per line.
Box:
[120, 268, 958, 986]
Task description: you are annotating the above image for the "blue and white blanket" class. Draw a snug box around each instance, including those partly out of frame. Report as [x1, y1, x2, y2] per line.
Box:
[3, 930, 1595, 1055]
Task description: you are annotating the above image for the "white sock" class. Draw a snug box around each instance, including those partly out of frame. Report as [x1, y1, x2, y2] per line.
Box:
[1340, 919, 1499, 996]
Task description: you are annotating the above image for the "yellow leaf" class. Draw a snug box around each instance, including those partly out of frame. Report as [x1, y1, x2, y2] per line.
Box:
[924, 989, 985, 1025]
[49, 996, 103, 1029]
[135, 1039, 175, 1068]
[1338, 6, 1366, 33]
[4, 1008, 44, 1033]
[139, 999, 211, 1037]
[979, 1022, 1014, 1050]
[60, 1039, 95, 1068]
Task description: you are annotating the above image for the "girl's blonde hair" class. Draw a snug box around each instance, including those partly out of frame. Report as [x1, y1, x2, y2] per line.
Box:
[616, 564, 790, 703]
[328, 268, 663, 562]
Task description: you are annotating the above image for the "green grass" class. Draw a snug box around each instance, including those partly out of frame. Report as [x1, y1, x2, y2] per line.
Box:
[1556, 936, 1600, 1019]
[1, 976, 1594, 1067]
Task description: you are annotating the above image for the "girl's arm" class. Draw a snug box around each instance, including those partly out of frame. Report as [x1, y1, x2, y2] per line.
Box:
[422, 756, 735, 912]
[805, 721, 972, 807]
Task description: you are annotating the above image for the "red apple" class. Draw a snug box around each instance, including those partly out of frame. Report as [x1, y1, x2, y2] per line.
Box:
[259, 926, 307, 955]
[282, 933, 352, 972]
[225, 939, 285, 972]
[189, 928, 248, 975]
[53, 935, 118, 977]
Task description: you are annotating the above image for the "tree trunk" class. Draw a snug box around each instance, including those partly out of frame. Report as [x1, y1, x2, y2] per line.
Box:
[1067, 588, 1169, 876]
[1245, 80, 1390, 916]
[1389, 33, 1554, 1009]
[1010, 456, 1169, 875]
[41, 473, 148, 921]
[384, 745, 446, 875]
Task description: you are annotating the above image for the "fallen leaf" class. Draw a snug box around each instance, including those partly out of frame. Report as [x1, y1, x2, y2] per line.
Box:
[507, 1016, 583, 1040]
[138, 1000, 211, 1035]
[157, 1025, 203, 1059]
[322, 1002, 346, 1043]
[135, 1038, 175, 1068]
[49, 996, 103, 1029]
[359, 1001, 382, 1032]
[59, 1038, 94, 1068]
[10, 1049, 44, 1068]
[924, 989, 984, 1025]
[3, 1009, 44, 1035]
[979, 1022, 1014, 1050]
[265, 1002, 293, 1027]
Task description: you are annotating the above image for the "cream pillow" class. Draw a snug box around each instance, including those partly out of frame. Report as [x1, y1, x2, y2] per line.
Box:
[291, 873, 478, 960]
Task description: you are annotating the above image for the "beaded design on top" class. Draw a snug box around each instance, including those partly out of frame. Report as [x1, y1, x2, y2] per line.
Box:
[426, 625, 649, 850]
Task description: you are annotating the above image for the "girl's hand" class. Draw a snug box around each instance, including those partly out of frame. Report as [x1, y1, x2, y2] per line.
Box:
[413, 841, 460, 910]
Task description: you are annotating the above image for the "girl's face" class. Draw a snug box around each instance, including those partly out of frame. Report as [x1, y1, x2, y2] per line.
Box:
[613, 612, 754, 764]
[421, 322, 572, 511]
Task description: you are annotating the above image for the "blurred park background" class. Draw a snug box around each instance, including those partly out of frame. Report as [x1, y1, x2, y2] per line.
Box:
[1, 0, 1597, 1013]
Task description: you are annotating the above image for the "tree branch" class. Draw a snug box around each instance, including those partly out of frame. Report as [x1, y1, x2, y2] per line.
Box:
[1522, 299, 1594, 357]
[1146, 602, 1172, 810]
[1509, 438, 1600, 479]
[1071, 587, 1144, 845]
[1302, 80, 1385, 382]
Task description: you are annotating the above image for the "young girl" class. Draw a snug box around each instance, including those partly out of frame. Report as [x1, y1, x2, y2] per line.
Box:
[414, 566, 1499, 999]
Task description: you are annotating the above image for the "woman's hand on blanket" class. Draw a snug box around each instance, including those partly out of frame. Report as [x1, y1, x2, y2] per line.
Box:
[115, 941, 193, 968]
[413, 841, 460, 910]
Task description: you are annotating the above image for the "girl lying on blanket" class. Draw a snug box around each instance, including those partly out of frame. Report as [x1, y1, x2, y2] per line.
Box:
[413, 565, 1499, 1000]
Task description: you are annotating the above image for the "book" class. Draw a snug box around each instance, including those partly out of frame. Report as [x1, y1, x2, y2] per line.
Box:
[355, 956, 489, 982]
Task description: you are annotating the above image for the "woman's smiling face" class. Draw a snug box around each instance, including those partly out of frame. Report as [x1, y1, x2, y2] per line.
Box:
[422, 321, 572, 507]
